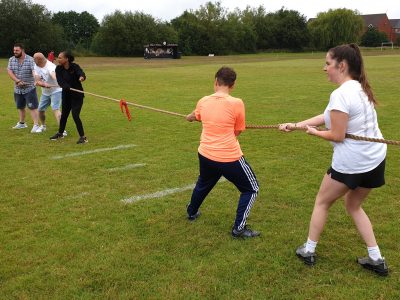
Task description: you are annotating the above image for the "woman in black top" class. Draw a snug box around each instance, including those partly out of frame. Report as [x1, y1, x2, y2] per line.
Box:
[50, 51, 87, 144]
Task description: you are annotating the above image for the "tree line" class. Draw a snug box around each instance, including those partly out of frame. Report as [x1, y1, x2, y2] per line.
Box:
[0, 0, 396, 57]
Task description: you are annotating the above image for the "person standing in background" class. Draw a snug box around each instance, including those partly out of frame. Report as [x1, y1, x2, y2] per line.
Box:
[47, 50, 55, 63]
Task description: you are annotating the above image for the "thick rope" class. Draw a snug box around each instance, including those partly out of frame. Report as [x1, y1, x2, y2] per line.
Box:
[68, 88, 399, 146]
[246, 124, 400, 146]
[70, 88, 186, 118]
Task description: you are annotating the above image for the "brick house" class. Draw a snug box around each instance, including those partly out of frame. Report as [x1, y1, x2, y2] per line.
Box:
[361, 14, 393, 42]
[389, 19, 400, 42]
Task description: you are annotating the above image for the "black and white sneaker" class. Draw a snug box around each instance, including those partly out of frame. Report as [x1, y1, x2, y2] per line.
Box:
[186, 203, 201, 221]
[50, 132, 64, 140]
[187, 211, 201, 221]
[296, 244, 316, 266]
[231, 225, 260, 238]
[77, 136, 88, 144]
[357, 256, 388, 276]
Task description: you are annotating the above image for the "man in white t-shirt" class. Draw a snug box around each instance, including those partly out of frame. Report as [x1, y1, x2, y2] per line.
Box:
[33, 52, 64, 133]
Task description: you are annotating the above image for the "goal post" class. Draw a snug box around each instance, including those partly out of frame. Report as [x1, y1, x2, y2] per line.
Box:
[381, 42, 394, 50]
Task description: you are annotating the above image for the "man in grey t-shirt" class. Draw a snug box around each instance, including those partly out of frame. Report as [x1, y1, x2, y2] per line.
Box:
[7, 43, 42, 133]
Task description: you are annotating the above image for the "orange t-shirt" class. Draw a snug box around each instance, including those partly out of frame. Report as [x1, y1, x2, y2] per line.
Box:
[195, 93, 245, 162]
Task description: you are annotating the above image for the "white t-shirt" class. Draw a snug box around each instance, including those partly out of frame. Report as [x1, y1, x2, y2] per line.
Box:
[324, 80, 387, 174]
[34, 60, 62, 96]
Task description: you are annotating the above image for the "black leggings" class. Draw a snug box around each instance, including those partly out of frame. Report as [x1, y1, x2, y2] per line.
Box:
[59, 95, 84, 137]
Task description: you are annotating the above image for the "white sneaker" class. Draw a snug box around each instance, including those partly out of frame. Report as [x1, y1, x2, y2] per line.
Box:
[63, 130, 68, 137]
[13, 122, 28, 129]
[40, 125, 47, 132]
[31, 124, 43, 133]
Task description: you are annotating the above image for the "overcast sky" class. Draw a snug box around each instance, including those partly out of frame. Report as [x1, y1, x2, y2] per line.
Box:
[32, 0, 400, 22]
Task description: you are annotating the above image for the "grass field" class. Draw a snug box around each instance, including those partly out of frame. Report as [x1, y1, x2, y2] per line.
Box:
[1, 51, 400, 299]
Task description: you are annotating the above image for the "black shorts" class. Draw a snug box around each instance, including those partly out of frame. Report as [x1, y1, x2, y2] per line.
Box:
[327, 159, 385, 190]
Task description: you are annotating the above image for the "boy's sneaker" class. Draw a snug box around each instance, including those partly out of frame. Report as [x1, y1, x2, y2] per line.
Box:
[296, 244, 316, 266]
[232, 225, 260, 238]
[50, 132, 64, 140]
[77, 136, 88, 144]
[63, 130, 68, 137]
[187, 210, 201, 221]
[31, 124, 43, 133]
[40, 125, 47, 132]
[12, 122, 28, 129]
[186, 203, 201, 221]
[357, 257, 388, 276]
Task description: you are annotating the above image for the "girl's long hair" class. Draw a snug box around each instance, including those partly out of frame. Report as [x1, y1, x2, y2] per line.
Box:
[329, 43, 377, 105]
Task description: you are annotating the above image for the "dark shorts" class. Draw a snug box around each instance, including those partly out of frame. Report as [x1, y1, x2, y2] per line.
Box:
[327, 159, 385, 190]
[14, 88, 39, 110]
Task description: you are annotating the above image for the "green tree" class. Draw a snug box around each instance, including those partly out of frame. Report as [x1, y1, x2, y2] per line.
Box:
[361, 27, 389, 47]
[308, 8, 364, 50]
[193, 1, 229, 55]
[268, 8, 309, 49]
[92, 10, 177, 56]
[0, 0, 66, 56]
[224, 9, 257, 53]
[240, 6, 275, 50]
[239, 6, 308, 50]
[172, 2, 257, 55]
[52, 11, 99, 49]
[171, 11, 203, 55]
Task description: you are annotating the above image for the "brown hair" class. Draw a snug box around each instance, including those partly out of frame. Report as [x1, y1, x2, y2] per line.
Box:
[328, 43, 377, 105]
[14, 42, 24, 50]
[215, 67, 236, 88]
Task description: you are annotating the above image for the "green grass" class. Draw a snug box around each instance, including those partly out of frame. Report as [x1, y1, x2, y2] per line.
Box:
[1, 52, 400, 299]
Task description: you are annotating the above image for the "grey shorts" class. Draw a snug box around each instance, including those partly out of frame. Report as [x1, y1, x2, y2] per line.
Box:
[14, 88, 39, 110]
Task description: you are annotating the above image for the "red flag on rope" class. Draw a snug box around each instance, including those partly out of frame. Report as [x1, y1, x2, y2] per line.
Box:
[120, 99, 131, 121]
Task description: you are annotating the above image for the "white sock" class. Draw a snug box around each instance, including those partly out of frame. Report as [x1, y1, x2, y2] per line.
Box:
[305, 237, 317, 253]
[367, 245, 382, 260]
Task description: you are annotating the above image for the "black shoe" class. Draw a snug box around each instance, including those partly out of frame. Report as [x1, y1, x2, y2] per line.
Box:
[357, 256, 388, 276]
[231, 225, 260, 238]
[77, 136, 88, 144]
[187, 211, 201, 221]
[50, 132, 63, 140]
[186, 203, 201, 221]
[296, 244, 316, 266]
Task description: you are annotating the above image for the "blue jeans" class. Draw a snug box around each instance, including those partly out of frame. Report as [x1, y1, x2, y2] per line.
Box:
[38, 91, 62, 111]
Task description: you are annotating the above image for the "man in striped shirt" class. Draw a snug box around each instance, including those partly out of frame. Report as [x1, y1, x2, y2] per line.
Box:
[7, 43, 41, 133]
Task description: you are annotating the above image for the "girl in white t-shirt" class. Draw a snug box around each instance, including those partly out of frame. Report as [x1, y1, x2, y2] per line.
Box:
[279, 44, 388, 276]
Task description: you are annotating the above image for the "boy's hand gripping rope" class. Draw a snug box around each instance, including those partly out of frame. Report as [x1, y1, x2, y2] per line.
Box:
[69, 88, 399, 146]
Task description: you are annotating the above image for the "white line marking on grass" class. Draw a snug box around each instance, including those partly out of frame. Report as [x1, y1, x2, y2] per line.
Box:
[107, 163, 146, 172]
[51, 144, 136, 160]
[122, 177, 227, 204]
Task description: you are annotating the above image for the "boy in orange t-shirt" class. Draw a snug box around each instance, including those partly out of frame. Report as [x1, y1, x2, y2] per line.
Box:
[186, 67, 260, 238]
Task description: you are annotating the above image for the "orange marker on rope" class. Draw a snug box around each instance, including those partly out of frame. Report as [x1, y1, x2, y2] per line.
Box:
[120, 98, 132, 121]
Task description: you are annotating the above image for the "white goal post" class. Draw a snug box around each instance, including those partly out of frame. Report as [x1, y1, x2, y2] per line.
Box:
[381, 42, 394, 50]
